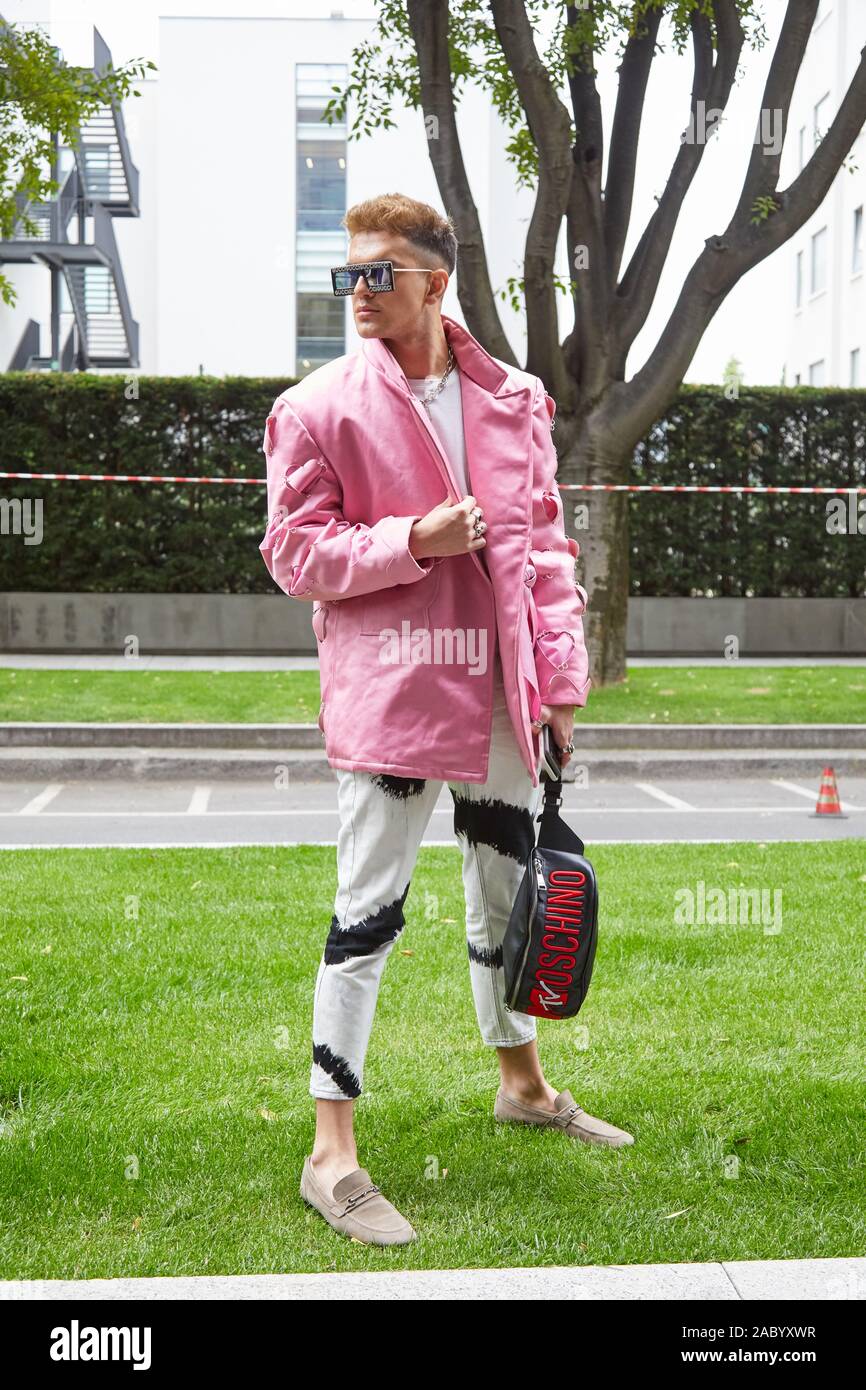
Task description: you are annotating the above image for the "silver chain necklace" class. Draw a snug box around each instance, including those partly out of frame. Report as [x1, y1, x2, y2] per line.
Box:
[419, 344, 455, 410]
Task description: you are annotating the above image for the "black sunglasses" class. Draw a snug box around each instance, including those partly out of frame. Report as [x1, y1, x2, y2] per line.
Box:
[330, 260, 437, 296]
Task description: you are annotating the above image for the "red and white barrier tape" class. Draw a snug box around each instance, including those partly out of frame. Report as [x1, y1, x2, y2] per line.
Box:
[558, 483, 866, 493]
[0, 471, 864, 494]
[0, 471, 261, 485]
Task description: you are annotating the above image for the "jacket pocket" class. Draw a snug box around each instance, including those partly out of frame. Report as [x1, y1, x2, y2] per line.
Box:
[285, 456, 329, 496]
[359, 564, 441, 636]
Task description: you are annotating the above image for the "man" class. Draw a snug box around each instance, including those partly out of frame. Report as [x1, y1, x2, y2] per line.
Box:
[259, 192, 633, 1247]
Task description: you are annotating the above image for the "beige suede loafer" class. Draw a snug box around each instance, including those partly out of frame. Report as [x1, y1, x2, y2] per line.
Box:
[300, 1156, 417, 1245]
[494, 1086, 634, 1148]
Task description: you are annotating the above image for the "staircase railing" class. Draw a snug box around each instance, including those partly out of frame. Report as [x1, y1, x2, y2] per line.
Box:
[0, 25, 141, 370]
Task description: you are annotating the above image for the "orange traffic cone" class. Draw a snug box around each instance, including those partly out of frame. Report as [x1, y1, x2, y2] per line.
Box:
[810, 766, 848, 818]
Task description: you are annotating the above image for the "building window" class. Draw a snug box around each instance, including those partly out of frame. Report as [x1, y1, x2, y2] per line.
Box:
[809, 359, 826, 386]
[297, 140, 346, 233]
[813, 93, 830, 150]
[810, 226, 828, 294]
[853, 206, 864, 274]
[798, 125, 807, 172]
[795, 249, 803, 307]
[851, 348, 861, 387]
[295, 63, 347, 376]
[296, 295, 346, 373]
[794, 372, 801, 386]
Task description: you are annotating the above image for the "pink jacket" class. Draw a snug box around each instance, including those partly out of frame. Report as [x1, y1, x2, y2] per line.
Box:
[258, 313, 591, 787]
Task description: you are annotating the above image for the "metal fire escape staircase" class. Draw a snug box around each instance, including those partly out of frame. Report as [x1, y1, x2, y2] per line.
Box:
[2, 27, 141, 370]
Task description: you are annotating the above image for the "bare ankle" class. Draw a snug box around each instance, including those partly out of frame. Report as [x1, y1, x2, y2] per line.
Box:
[311, 1144, 357, 1170]
[501, 1077, 557, 1106]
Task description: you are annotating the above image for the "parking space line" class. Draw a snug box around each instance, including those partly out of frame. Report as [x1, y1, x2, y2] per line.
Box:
[17, 783, 65, 815]
[0, 804, 854, 819]
[186, 785, 211, 816]
[634, 782, 696, 811]
[770, 778, 861, 813]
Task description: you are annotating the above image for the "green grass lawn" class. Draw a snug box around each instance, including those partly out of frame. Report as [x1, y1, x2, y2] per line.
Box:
[1, 840, 864, 1278]
[2, 664, 865, 725]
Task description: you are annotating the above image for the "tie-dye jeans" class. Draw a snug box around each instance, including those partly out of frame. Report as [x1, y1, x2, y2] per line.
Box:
[310, 655, 544, 1100]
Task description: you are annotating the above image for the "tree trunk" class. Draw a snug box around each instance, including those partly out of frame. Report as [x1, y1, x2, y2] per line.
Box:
[558, 431, 630, 687]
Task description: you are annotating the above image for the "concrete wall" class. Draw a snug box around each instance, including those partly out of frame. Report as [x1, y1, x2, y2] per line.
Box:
[2, 593, 865, 656]
[627, 597, 866, 657]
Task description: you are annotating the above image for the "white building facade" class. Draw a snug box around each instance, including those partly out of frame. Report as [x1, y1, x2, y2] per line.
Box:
[782, 0, 866, 387]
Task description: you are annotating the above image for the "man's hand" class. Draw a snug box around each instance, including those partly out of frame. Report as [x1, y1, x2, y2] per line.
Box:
[409, 493, 487, 559]
[537, 703, 576, 769]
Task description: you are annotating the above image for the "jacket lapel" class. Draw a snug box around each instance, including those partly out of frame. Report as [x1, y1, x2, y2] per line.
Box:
[458, 368, 533, 595]
[360, 315, 535, 603]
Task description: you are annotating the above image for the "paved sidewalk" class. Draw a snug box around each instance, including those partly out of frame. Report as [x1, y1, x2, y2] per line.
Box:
[0, 654, 319, 671]
[2, 1257, 864, 1301]
[1, 654, 865, 671]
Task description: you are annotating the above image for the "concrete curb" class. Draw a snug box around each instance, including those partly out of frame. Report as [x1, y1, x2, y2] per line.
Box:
[2, 722, 865, 750]
[0, 722, 326, 749]
[0, 747, 334, 782]
[1, 1256, 864, 1301]
[1, 745, 865, 782]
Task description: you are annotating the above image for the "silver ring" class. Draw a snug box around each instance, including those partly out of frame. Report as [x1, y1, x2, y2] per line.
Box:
[473, 520, 487, 537]
[563, 740, 575, 753]
[471, 506, 483, 520]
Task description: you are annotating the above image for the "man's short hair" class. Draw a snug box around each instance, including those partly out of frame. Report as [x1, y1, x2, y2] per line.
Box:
[343, 193, 458, 276]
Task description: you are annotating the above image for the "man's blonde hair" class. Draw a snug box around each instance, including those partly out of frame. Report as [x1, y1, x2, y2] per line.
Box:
[343, 193, 457, 275]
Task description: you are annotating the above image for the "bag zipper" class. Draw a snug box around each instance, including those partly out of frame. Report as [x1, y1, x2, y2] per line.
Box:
[506, 851, 545, 1010]
[534, 852, 546, 892]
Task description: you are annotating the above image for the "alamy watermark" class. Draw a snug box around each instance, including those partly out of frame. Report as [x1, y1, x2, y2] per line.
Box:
[377, 621, 488, 674]
[825, 494, 866, 535]
[0, 497, 43, 545]
[683, 101, 783, 156]
[674, 880, 783, 934]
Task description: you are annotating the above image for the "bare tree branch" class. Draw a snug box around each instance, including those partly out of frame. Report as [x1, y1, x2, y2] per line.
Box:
[561, 3, 608, 390]
[613, 0, 744, 358]
[405, 0, 517, 364]
[490, 0, 573, 398]
[603, 2, 664, 288]
[564, 169, 609, 398]
[565, 0, 605, 180]
[607, 36, 866, 450]
[730, 0, 819, 229]
[733, 33, 866, 253]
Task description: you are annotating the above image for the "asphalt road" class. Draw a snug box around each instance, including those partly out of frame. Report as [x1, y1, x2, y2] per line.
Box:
[1, 774, 863, 848]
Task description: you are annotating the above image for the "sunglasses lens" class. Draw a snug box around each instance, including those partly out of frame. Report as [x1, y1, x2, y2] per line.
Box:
[365, 264, 391, 290]
[333, 268, 356, 293]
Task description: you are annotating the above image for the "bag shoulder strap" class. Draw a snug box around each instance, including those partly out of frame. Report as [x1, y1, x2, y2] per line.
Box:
[536, 773, 585, 855]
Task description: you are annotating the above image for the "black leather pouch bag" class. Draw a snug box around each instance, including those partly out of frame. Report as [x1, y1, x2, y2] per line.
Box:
[502, 735, 598, 1019]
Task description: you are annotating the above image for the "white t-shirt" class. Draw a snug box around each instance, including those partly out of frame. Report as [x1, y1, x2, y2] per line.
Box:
[406, 368, 471, 498]
[406, 364, 495, 641]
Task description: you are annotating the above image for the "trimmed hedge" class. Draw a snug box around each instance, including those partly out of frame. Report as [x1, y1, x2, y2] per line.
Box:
[0, 375, 864, 597]
[632, 386, 866, 597]
[0, 375, 282, 595]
